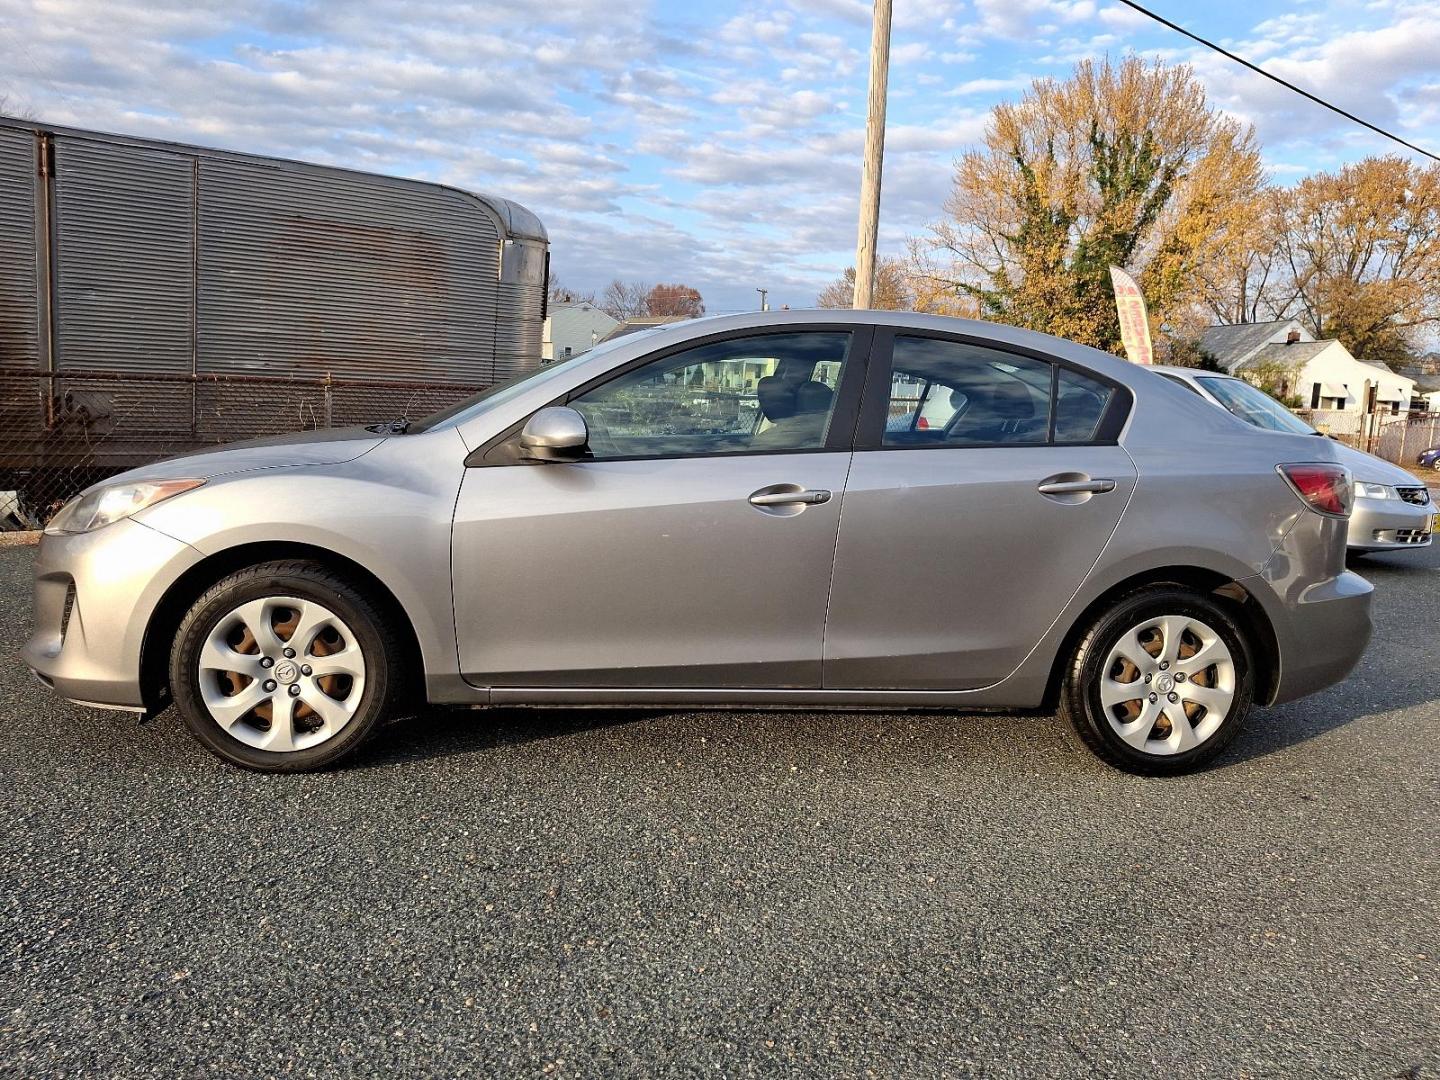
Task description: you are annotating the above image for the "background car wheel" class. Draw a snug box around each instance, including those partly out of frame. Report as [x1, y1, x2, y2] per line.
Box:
[1059, 585, 1254, 776]
[170, 560, 404, 771]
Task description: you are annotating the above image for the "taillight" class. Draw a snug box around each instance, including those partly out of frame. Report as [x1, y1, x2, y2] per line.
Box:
[1278, 463, 1352, 517]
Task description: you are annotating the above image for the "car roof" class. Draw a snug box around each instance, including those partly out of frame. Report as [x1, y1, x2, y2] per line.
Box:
[626, 309, 1152, 388]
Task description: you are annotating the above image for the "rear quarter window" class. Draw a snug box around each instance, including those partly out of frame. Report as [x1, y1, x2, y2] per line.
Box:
[1054, 368, 1116, 443]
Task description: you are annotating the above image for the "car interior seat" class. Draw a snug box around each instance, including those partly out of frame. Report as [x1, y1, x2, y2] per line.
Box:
[751, 376, 834, 449]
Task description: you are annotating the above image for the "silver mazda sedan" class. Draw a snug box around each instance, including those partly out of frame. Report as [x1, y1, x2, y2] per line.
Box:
[23, 311, 1373, 775]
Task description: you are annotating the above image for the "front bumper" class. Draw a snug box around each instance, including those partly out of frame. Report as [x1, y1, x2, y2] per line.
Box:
[1349, 495, 1433, 551]
[20, 519, 204, 709]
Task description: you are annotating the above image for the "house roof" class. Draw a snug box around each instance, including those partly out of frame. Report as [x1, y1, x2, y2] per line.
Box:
[1200, 320, 1300, 368]
[602, 315, 692, 341]
[1232, 340, 1332, 371]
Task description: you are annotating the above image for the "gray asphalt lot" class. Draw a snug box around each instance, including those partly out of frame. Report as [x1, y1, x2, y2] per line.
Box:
[1, 542, 1437, 1079]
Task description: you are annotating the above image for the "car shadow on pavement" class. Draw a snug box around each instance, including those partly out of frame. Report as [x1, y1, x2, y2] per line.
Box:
[341, 704, 668, 770]
[1222, 545, 1439, 768]
[316, 544, 1440, 775]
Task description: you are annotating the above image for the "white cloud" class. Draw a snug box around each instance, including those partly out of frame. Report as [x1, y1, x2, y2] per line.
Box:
[3, 0, 1437, 315]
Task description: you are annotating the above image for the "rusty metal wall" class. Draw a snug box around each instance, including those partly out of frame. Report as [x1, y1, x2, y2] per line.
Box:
[0, 127, 39, 372]
[197, 159, 507, 385]
[52, 138, 196, 377]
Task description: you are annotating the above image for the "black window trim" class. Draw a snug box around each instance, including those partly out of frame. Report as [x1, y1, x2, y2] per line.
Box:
[467, 324, 876, 467]
[852, 327, 1133, 453]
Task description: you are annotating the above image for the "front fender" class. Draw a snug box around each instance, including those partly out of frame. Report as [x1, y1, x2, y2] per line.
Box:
[137, 429, 469, 684]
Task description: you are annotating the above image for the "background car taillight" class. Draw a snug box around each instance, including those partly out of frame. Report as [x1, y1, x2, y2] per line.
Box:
[1278, 463, 1352, 517]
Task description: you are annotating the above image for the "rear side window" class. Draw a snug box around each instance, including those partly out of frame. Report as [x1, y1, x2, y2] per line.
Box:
[883, 338, 1051, 446]
[879, 336, 1118, 448]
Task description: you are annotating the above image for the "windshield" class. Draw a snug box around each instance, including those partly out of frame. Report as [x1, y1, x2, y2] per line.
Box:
[406, 339, 620, 433]
[1197, 376, 1317, 436]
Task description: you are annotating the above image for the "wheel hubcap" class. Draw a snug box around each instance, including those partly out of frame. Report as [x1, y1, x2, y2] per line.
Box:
[197, 596, 366, 753]
[1099, 614, 1236, 756]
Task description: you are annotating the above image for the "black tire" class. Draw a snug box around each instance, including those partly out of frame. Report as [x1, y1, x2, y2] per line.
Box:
[169, 559, 405, 772]
[1059, 585, 1255, 776]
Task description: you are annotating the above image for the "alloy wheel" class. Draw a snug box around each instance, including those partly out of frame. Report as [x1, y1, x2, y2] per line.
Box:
[197, 595, 367, 752]
[1098, 614, 1236, 756]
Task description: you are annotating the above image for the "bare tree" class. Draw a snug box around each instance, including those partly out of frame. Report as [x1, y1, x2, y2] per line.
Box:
[819, 251, 978, 316]
[0, 93, 38, 120]
[548, 277, 595, 307]
[817, 260, 911, 309]
[600, 279, 652, 320]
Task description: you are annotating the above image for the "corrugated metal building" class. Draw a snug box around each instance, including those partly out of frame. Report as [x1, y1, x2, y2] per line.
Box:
[0, 115, 548, 480]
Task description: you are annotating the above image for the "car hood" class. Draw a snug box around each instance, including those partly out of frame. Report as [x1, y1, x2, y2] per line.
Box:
[1329, 439, 1424, 487]
[100, 428, 387, 486]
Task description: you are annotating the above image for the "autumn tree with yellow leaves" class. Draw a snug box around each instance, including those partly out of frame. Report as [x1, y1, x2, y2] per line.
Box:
[918, 57, 1265, 356]
[1273, 157, 1440, 366]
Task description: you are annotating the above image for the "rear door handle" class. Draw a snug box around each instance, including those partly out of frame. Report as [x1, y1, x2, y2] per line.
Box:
[1037, 478, 1116, 495]
[749, 488, 832, 506]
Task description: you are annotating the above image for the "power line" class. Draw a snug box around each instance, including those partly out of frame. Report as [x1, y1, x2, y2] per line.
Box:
[1112, 0, 1439, 163]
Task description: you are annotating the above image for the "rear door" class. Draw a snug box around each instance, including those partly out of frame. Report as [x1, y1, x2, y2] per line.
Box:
[823, 330, 1136, 690]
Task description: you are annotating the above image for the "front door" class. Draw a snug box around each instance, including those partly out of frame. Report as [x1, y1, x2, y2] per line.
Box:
[823, 331, 1137, 690]
[452, 328, 867, 688]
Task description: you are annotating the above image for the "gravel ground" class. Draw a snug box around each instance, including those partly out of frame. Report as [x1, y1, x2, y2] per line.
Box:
[1, 542, 1436, 1078]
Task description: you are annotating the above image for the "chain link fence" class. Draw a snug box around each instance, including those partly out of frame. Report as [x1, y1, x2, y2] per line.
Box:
[0, 369, 488, 530]
[1298, 407, 1440, 467]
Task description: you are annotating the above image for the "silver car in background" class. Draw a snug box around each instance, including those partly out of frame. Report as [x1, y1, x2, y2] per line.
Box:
[1152, 366, 1434, 553]
[23, 311, 1373, 775]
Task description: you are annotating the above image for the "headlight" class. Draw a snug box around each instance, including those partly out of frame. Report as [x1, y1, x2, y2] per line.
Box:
[1352, 481, 1395, 500]
[45, 478, 206, 535]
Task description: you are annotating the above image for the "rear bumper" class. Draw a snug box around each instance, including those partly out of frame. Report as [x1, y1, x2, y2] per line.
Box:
[1266, 570, 1374, 705]
[1349, 497, 1432, 551]
[20, 519, 203, 709]
[1249, 507, 1373, 706]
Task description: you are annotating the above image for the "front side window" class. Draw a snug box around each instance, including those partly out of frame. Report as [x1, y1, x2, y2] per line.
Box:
[570, 332, 852, 459]
[881, 337, 1053, 447]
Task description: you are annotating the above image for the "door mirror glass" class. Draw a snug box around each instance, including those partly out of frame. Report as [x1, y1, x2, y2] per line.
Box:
[519, 406, 589, 461]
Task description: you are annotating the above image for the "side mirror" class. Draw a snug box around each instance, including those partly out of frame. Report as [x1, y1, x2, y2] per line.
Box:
[519, 406, 589, 461]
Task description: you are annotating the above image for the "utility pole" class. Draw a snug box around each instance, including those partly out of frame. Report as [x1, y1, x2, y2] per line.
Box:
[756, 287, 769, 312]
[852, 0, 892, 310]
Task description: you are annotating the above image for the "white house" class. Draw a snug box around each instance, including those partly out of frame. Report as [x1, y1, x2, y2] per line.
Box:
[1200, 320, 1415, 414]
[542, 302, 620, 363]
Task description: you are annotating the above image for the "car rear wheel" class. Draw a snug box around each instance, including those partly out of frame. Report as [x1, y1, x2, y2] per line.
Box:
[170, 560, 404, 771]
[1060, 585, 1254, 775]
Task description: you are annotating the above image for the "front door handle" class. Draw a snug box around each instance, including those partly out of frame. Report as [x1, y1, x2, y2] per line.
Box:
[1037, 478, 1116, 495]
[749, 488, 832, 507]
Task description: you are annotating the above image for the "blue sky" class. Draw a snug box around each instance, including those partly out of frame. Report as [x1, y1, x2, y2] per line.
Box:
[1, 0, 1437, 312]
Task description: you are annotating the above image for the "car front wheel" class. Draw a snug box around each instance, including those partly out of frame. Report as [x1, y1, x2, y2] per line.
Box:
[1060, 585, 1255, 775]
[170, 560, 404, 771]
